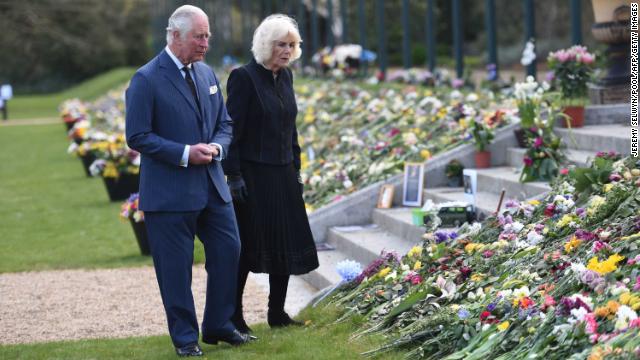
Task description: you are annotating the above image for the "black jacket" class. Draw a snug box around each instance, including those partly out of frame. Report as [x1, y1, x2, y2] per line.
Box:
[223, 59, 301, 176]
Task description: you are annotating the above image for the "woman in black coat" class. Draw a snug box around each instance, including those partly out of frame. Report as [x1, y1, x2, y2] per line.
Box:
[223, 14, 319, 331]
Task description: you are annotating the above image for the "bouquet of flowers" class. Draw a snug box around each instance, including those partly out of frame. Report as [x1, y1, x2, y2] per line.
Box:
[471, 116, 495, 152]
[88, 134, 140, 179]
[519, 108, 566, 182]
[513, 76, 549, 130]
[547, 45, 595, 102]
[120, 193, 144, 223]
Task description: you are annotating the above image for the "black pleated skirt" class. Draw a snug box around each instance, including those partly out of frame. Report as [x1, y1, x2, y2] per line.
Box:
[233, 160, 319, 275]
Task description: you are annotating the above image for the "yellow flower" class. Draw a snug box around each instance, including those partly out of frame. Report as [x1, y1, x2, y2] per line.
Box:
[377, 267, 391, 278]
[413, 261, 422, 270]
[528, 199, 540, 206]
[556, 214, 576, 228]
[471, 273, 485, 282]
[606, 300, 620, 314]
[407, 246, 423, 258]
[603, 183, 614, 193]
[420, 149, 432, 159]
[103, 162, 119, 178]
[497, 321, 510, 331]
[594, 306, 609, 318]
[564, 236, 582, 253]
[587, 254, 624, 275]
[458, 118, 467, 129]
[464, 243, 484, 254]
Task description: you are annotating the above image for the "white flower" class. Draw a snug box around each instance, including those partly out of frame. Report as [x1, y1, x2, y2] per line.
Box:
[343, 180, 353, 189]
[571, 262, 586, 275]
[615, 305, 638, 330]
[521, 40, 536, 66]
[526, 230, 543, 245]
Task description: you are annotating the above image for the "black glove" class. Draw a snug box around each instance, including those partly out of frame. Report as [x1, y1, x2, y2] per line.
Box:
[227, 175, 248, 203]
[296, 171, 303, 195]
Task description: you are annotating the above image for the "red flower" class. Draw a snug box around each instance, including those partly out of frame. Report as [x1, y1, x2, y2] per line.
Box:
[480, 311, 491, 321]
[523, 156, 533, 167]
[544, 204, 555, 217]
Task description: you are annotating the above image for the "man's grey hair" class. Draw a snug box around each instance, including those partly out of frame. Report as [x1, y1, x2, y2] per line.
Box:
[251, 14, 302, 65]
[166, 5, 208, 45]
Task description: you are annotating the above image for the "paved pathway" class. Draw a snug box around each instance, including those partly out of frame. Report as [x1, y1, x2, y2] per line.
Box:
[0, 118, 59, 127]
[0, 266, 317, 345]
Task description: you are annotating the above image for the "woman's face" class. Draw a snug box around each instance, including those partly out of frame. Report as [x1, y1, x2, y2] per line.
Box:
[266, 33, 296, 72]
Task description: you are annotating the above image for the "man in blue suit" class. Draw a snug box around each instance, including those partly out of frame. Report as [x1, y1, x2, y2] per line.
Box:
[125, 5, 253, 357]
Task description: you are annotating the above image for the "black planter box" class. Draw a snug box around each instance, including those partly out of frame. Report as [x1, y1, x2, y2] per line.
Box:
[129, 218, 151, 255]
[102, 173, 140, 201]
[79, 153, 96, 178]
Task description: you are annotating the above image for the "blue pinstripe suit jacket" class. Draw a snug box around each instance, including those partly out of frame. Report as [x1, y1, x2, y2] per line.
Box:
[125, 50, 232, 211]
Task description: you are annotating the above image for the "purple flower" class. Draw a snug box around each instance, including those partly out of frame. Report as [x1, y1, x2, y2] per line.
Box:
[575, 229, 596, 241]
[576, 208, 586, 218]
[434, 230, 449, 244]
[487, 303, 497, 312]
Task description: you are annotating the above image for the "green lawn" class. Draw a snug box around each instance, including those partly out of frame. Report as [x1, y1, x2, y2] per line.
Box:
[0, 123, 206, 273]
[0, 306, 402, 359]
[7, 67, 136, 120]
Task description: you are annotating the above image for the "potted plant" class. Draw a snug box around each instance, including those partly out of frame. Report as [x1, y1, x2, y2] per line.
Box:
[471, 117, 495, 168]
[120, 193, 150, 255]
[547, 45, 596, 128]
[513, 76, 548, 147]
[89, 134, 141, 201]
[445, 159, 464, 187]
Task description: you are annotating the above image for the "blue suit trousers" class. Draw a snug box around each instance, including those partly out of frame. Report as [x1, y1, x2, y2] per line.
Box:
[144, 181, 240, 347]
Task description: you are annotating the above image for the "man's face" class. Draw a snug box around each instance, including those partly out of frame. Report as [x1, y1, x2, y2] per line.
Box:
[173, 14, 210, 64]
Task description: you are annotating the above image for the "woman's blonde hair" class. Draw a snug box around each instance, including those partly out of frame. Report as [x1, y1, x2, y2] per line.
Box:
[251, 14, 302, 65]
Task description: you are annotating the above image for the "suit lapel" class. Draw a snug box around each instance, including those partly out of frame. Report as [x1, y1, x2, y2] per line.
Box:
[158, 51, 201, 118]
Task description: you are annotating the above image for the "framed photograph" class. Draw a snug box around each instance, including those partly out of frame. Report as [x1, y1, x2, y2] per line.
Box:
[377, 184, 395, 209]
[463, 169, 477, 208]
[402, 162, 425, 207]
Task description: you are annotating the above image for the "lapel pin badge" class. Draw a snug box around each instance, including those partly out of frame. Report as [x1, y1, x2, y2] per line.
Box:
[209, 85, 218, 95]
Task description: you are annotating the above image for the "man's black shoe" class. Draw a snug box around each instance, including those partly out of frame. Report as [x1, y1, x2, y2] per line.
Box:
[202, 329, 257, 346]
[175, 343, 203, 357]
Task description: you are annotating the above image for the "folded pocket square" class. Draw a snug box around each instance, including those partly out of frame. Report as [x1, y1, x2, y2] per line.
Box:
[209, 85, 218, 95]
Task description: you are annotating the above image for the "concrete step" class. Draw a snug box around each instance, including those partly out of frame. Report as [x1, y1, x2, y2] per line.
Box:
[584, 103, 630, 125]
[327, 225, 418, 268]
[300, 249, 348, 290]
[554, 124, 629, 155]
[507, 147, 596, 168]
[372, 207, 425, 243]
[423, 187, 504, 219]
[475, 166, 550, 199]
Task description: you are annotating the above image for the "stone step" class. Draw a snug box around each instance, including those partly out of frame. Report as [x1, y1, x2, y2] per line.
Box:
[584, 103, 630, 125]
[475, 166, 550, 199]
[422, 187, 504, 219]
[372, 208, 425, 243]
[507, 147, 596, 168]
[327, 225, 418, 268]
[300, 249, 347, 290]
[554, 124, 629, 155]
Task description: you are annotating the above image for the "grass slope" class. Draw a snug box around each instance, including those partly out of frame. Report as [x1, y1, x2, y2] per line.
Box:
[0, 123, 206, 273]
[8, 67, 136, 120]
[0, 306, 402, 359]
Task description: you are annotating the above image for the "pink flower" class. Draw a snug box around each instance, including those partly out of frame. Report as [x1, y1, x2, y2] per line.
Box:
[584, 313, 598, 334]
[533, 137, 543, 148]
[523, 156, 533, 166]
[560, 168, 569, 175]
[581, 53, 595, 64]
[411, 274, 423, 285]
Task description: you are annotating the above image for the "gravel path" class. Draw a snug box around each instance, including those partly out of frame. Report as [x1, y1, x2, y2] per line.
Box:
[0, 265, 317, 345]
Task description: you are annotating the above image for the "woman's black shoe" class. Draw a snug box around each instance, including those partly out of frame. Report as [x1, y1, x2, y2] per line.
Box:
[267, 311, 303, 328]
